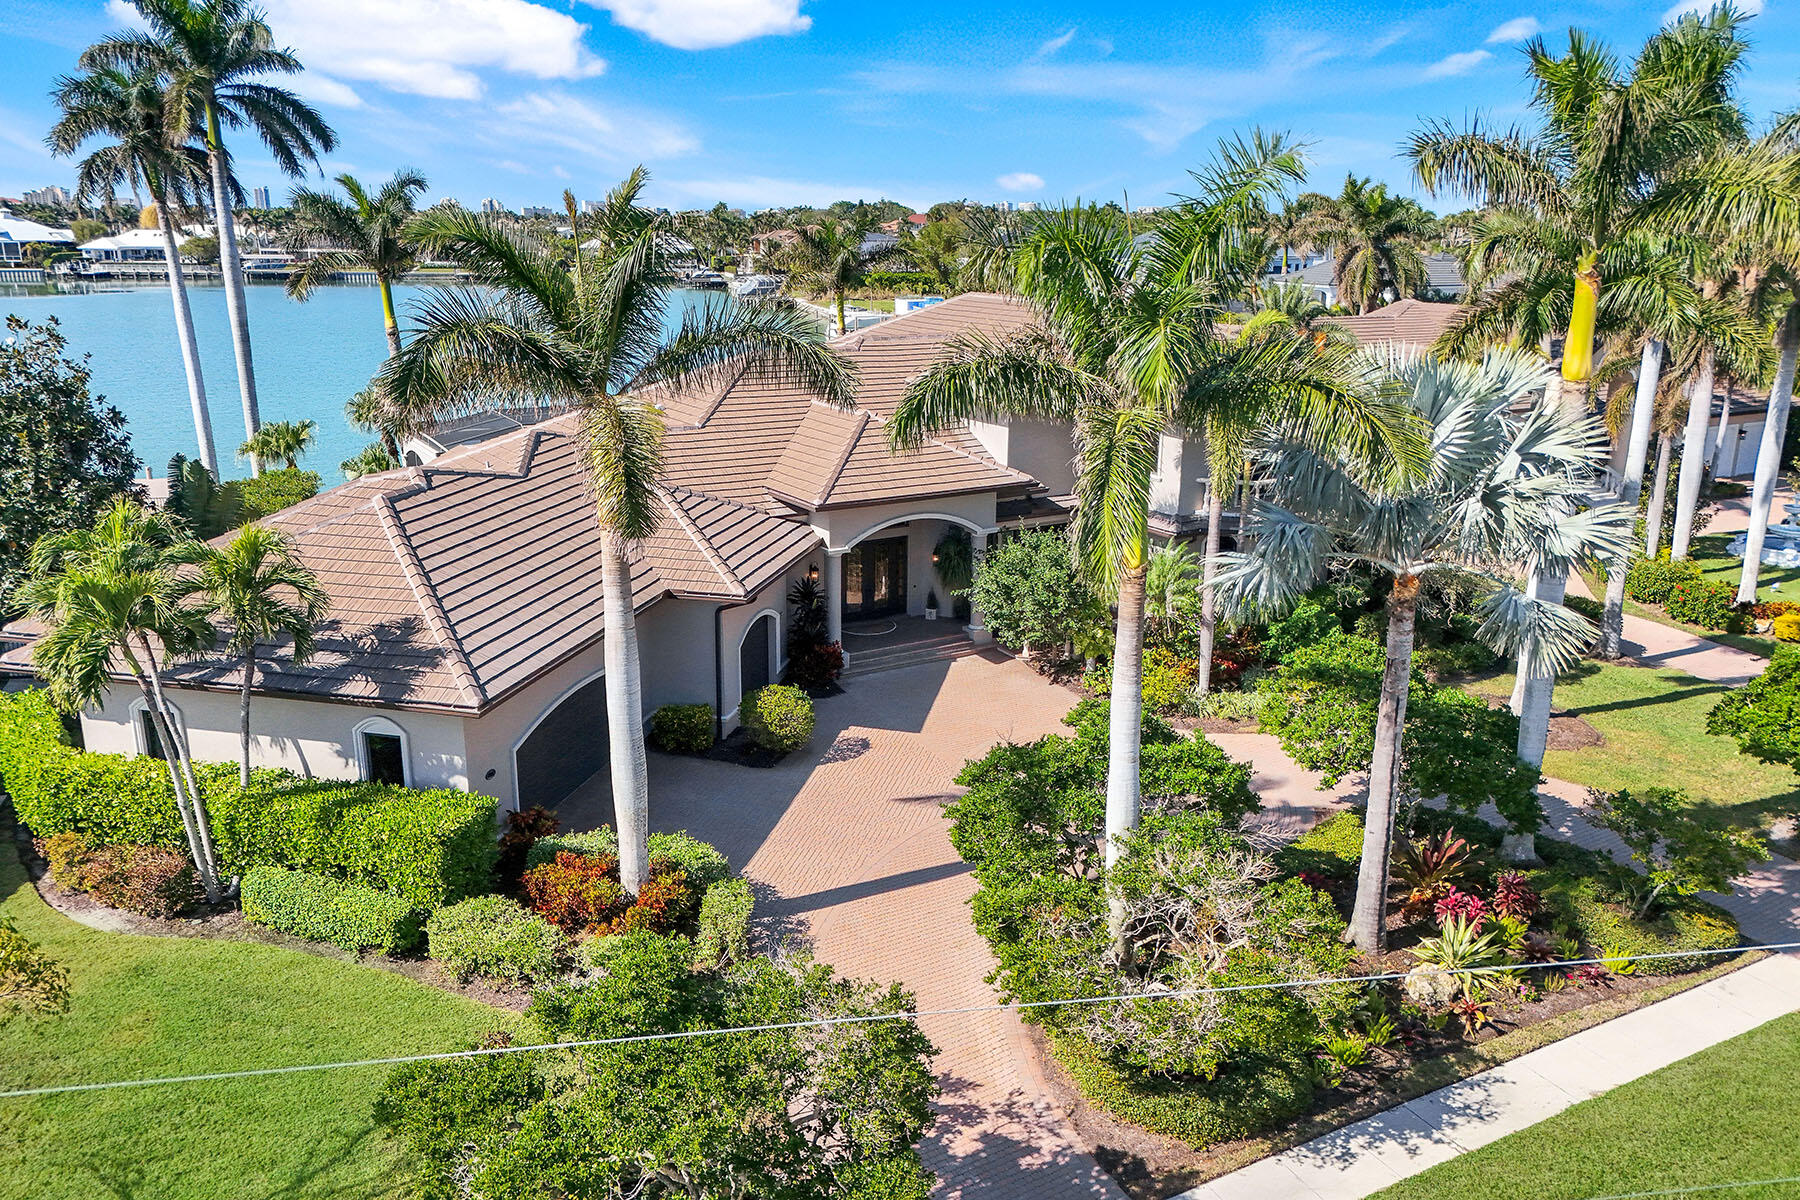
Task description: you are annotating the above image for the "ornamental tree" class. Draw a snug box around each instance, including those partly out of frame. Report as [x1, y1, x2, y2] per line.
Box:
[1585, 786, 1768, 918]
[1707, 645, 1800, 777]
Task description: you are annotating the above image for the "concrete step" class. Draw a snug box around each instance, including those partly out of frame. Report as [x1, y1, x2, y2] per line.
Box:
[842, 636, 982, 678]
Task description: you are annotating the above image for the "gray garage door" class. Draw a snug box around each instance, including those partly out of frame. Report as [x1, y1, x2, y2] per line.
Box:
[515, 675, 609, 809]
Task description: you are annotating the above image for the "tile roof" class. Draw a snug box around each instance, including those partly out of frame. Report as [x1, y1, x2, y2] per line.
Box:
[1332, 299, 1466, 350]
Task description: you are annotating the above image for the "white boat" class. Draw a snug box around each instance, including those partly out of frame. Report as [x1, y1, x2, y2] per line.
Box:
[730, 274, 781, 298]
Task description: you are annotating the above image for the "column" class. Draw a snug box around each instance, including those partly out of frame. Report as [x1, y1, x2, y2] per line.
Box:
[825, 550, 845, 655]
[964, 529, 995, 644]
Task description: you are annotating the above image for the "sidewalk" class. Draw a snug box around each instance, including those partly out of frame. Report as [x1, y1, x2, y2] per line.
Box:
[1172, 953, 1800, 1200]
[1565, 573, 1766, 685]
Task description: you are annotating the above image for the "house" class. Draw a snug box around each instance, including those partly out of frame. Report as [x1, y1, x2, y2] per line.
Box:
[79, 229, 181, 262]
[1268, 252, 1467, 308]
[1329, 299, 1466, 350]
[12, 294, 1233, 815]
[0, 209, 75, 261]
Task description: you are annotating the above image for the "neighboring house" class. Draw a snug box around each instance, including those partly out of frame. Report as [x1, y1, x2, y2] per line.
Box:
[9, 294, 1212, 815]
[1267, 252, 1466, 307]
[79, 228, 182, 262]
[859, 231, 900, 257]
[1329, 299, 1466, 350]
[0, 209, 75, 261]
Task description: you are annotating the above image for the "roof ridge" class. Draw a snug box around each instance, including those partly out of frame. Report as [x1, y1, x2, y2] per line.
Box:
[816, 408, 869, 506]
[373, 494, 486, 707]
[661, 486, 746, 597]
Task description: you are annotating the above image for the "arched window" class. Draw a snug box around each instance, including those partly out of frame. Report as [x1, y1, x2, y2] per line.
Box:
[353, 716, 410, 787]
[128, 697, 183, 761]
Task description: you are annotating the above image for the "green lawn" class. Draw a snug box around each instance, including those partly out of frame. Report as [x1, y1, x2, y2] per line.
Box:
[1690, 531, 1800, 603]
[1372, 1010, 1800, 1199]
[0, 859, 514, 1200]
[1467, 662, 1800, 835]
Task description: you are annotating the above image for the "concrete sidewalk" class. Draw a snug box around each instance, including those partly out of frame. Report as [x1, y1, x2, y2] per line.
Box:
[1173, 953, 1800, 1200]
[1565, 573, 1766, 685]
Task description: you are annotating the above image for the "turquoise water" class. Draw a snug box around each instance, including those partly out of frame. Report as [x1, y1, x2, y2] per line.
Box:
[0, 281, 709, 481]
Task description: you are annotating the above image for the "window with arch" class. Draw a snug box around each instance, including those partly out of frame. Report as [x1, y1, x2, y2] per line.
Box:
[129, 698, 181, 761]
[354, 717, 410, 787]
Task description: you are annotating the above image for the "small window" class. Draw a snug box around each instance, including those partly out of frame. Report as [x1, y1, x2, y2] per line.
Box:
[362, 731, 406, 786]
[138, 710, 165, 761]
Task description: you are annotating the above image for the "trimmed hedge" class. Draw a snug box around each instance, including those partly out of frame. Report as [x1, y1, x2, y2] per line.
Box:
[525, 828, 617, 870]
[1048, 1031, 1317, 1147]
[241, 865, 422, 954]
[650, 703, 714, 754]
[1274, 810, 1365, 880]
[0, 689, 496, 907]
[1537, 872, 1741, 975]
[426, 895, 567, 985]
[694, 877, 754, 969]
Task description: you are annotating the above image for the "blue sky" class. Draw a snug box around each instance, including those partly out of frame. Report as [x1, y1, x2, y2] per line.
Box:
[4, 0, 1800, 214]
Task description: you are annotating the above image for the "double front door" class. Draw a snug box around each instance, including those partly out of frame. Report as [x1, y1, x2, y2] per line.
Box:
[843, 536, 907, 618]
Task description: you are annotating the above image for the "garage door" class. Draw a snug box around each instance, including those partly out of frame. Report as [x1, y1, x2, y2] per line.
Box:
[515, 674, 609, 810]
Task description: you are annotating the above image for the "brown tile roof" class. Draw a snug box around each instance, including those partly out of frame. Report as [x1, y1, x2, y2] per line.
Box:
[1331, 299, 1466, 349]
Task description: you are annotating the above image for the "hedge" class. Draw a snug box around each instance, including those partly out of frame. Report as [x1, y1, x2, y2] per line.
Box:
[694, 877, 754, 969]
[1537, 872, 1741, 974]
[0, 689, 496, 907]
[426, 895, 567, 985]
[1047, 1031, 1318, 1147]
[650, 703, 714, 754]
[1274, 810, 1366, 880]
[241, 865, 422, 954]
[524, 827, 731, 893]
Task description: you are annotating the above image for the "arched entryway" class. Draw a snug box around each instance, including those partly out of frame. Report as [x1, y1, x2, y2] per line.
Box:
[513, 671, 609, 810]
[739, 611, 777, 701]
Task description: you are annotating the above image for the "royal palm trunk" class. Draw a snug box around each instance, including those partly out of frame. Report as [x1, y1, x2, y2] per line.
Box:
[1104, 560, 1148, 956]
[1737, 304, 1800, 603]
[600, 528, 651, 896]
[1194, 482, 1226, 695]
[152, 189, 218, 476]
[205, 103, 262, 475]
[1671, 347, 1717, 561]
[1644, 433, 1674, 558]
[1600, 339, 1663, 657]
[1348, 573, 1418, 952]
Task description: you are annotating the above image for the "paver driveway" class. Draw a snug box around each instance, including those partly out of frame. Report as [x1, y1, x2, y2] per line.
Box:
[562, 648, 1127, 1198]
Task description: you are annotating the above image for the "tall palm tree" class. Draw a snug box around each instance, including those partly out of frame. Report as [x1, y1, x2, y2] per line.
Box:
[18, 500, 223, 901]
[286, 169, 427, 357]
[47, 66, 221, 476]
[345, 384, 404, 460]
[85, 0, 337, 476]
[1409, 8, 1749, 773]
[1218, 350, 1630, 950]
[175, 523, 327, 785]
[1295, 175, 1435, 313]
[380, 170, 854, 896]
[1259, 197, 1316, 275]
[779, 217, 908, 334]
[238, 418, 314, 469]
[891, 132, 1424, 954]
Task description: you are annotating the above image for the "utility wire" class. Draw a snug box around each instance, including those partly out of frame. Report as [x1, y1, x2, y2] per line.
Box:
[3, 940, 1794, 1101]
[1582, 1178, 1800, 1199]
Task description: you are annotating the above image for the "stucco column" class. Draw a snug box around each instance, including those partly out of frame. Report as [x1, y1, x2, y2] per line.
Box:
[963, 528, 995, 644]
[825, 550, 845, 659]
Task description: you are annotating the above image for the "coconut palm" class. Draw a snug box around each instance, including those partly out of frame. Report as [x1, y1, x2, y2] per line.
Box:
[174, 523, 327, 786]
[891, 132, 1424, 955]
[779, 217, 909, 334]
[47, 66, 221, 476]
[237, 418, 314, 469]
[379, 169, 854, 895]
[1217, 350, 1631, 950]
[1294, 175, 1435, 313]
[17, 500, 222, 901]
[1409, 8, 1749, 766]
[1259, 197, 1316, 276]
[286, 169, 428, 357]
[84, 0, 337, 476]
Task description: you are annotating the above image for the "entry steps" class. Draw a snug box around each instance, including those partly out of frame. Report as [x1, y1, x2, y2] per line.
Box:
[841, 630, 983, 679]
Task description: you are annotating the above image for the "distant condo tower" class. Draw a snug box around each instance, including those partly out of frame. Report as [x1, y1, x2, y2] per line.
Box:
[252, 186, 271, 209]
[481, 197, 504, 215]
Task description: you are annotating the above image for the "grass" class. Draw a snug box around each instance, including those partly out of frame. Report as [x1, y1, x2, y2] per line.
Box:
[1370, 1008, 1800, 1200]
[1466, 662, 1800, 835]
[1690, 531, 1800, 603]
[0, 857, 515, 1200]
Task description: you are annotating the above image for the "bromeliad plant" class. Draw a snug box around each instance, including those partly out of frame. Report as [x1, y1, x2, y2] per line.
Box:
[1217, 348, 1632, 950]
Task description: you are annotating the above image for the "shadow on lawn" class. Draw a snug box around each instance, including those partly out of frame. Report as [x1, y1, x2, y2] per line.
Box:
[70, 1121, 386, 1200]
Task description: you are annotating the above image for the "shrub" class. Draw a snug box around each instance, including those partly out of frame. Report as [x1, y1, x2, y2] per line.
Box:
[1562, 593, 1604, 622]
[1625, 553, 1702, 605]
[785, 638, 845, 689]
[1141, 648, 1198, 714]
[1583, 786, 1768, 917]
[1663, 579, 1744, 632]
[694, 877, 754, 970]
[1536, 872, 1740, 974]
[98, 845, 197, 919]
[240, 866, 422, 954]
[41, 830, 98, 891]
[426, 895, 567, 985]
[741, 684, 814, 752]
[965, 527, 1095, 653]
[1774, 612, 1800, 642]
[524, 828, 617, 871]
[603, 869, 691, 935]
[1263, 599, 1340, 665]
[525, 829, 730, 894]
[1274, 811, 1365, 880]
[0, 690, 497, 907]
[650, 703, 714, 754]
[1751, 599, 1800, 621]
[1195, 689, 1262, 721]
[497, 805, 558, 893]
[232, 467, 320, 521]
[1048, 1032, 1317, 1147]
[521, 851, 625, 933]
[1709, 645, 1800, 777]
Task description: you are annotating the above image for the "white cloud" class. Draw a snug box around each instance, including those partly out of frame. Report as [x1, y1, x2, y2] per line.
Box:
[286, 72, 364, 109]
[996, 171, 1044, 192]
[586, 0, 810, 50]
[1663, 0, 1761, 18]
[1036, 27, 1077, 59]
[1485, 16, 1541, 43]
[659, 174, 924, 210]
[105, 0, 607, 102]
[1425, 50, 1492, 79]
[490, 91, 698, 161]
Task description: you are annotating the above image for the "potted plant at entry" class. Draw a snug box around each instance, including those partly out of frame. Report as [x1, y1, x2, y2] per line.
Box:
[925, 589, 939, 621]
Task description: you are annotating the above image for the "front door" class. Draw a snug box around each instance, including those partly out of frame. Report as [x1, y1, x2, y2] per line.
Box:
[843, 535, 907, 618]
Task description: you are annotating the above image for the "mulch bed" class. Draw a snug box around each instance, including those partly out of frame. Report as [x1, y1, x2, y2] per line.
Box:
[699, 728, 788, 768]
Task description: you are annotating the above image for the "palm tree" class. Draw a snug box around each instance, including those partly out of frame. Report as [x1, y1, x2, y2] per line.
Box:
[238, 418, 315, 469]
[47, 66, 221, 476]
[1241, 281, 1353, 342]
[17, 500, 223, 901]
[1294, 175, 1435, 313]
[85, 0, 337, 476]
[379, 169, 854, 896]
[779, 217, 908, 334]
[891, 133, 1423, 955]
[1218, 350, 1630, 950]
[1259, 197, 1315, 276]
[1143, 543, 1200, 643]
[175, 523, 327, 786]
[1409, 8, 1749, 768]
[286, 169, 427, 358]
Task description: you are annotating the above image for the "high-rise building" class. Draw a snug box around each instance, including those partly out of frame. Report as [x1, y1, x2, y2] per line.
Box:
[522, 205, 555, 219]
[1017, 201, 1040, 213]
[580, 199, 602, 214]
[480, 197, 504, 215]
[252, 186, 271, 209]
[22, 185, 71, 207]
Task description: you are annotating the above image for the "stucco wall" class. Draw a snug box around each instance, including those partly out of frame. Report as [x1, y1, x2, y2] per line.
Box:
[815, 493, 998, 553]
[969, 417, 1077, 494]
[1149, 431, 1209, 518]
[79, 686, 470, 790]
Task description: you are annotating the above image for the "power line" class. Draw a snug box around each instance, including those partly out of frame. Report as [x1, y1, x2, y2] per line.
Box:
[1583, 1178, 1800, 1200]
[2, 941, 1794, 1101]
